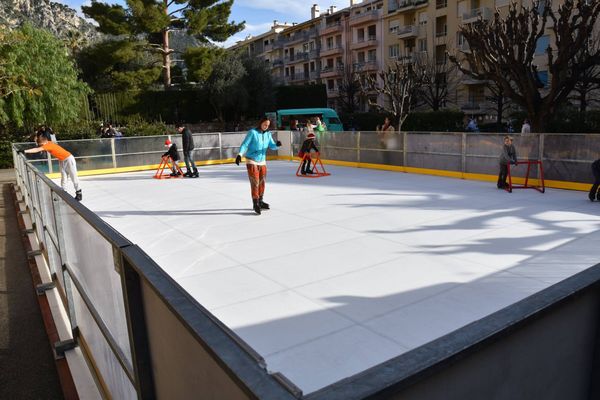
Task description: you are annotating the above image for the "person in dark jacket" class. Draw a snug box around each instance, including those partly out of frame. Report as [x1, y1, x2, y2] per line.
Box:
[162, 139, 181, 176]
[298, 132, 319, 174]
[589, 159, 600, 201]
[177, 123, 198, 178]
[497, 135, 517, 189]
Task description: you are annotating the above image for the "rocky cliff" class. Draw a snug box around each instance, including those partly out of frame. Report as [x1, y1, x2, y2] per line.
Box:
[0, 0, 99, 41]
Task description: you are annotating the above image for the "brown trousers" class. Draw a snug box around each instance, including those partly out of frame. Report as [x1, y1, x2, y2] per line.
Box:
[246, 164, 267, 199]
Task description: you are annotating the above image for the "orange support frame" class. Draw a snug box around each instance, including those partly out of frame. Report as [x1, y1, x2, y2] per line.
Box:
[296, 152, 331, 178]
[154, 156, 184, 179]
[506, 159, 545, 193]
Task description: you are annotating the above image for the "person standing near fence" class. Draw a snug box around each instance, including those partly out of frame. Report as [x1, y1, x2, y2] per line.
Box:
[235, 117, 282, 215]
[589, 159, 600, 202]
[20, 136, 82, 201]
[497, 135, 517, 189]
[178, 123, 198, 178]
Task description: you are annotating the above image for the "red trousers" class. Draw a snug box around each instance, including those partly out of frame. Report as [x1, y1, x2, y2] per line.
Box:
[246, 164, 267, 199]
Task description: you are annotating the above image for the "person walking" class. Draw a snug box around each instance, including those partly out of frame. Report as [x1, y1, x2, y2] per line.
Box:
[497, 135, 517, 189]
[21, 136, 82, 200]
[177, 123, 198, 178]
[589, 159, 600, 202]
[235, 117, 282, 215]
[521, 119, 531, 134]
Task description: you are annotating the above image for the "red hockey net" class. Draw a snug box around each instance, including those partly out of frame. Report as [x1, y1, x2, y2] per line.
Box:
[506, 160, 545, 193]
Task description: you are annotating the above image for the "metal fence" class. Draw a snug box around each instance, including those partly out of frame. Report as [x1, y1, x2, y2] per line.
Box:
[11, 130, 599, 398]
[12, 144, 296, 399]
[15, 131, 600, 185]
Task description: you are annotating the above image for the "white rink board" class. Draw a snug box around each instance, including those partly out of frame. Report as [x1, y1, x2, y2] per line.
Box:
[74, 161, 600, 395]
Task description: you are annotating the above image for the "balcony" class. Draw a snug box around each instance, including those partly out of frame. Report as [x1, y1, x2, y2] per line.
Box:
[354, 60, 379, 71]
[436, 0, 447, 9]
[285, 72, 308, 83]
[462, 7, 493, 23]
[349, 9, 381, 26]
[397, 25, 419, 39]
[321, 20, 342, 36]
[272, 58, 284, 67]
[350, 35, 378, 50]
[285, 52, 310, 64]
[320, 45, 343, 57]
[389, 0, 429, 13]
[284, 28, 318, 45]
[320, 65, 344, 78]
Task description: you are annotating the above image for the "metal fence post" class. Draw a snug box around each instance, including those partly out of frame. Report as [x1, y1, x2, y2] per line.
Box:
[111, 138, 117, 168]
[51, 191, 78, 334]
[403, 131, 408, 168]
[120, 254, 156, 399]
[218, 132, 223, 161]
[357, 131, 361, 164]
[461, 133, 467, 175]
[47, 152, 53, 174]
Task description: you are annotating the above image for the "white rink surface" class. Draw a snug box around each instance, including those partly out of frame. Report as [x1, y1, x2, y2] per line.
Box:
[76, 161, 600, 395]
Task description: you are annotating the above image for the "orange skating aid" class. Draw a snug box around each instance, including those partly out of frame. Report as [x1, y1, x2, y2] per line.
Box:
[296, 152, 331, 178]
[154, 156, 184, 179]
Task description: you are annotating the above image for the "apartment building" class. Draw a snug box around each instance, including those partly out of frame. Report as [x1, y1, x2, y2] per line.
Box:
[228, 21, 293, 85]
[230, 0, 562, 121]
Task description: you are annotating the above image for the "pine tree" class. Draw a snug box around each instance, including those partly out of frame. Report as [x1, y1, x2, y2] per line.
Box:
[83, 0, 244, 90]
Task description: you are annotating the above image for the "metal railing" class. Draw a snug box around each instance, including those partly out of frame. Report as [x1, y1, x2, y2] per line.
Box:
[12, 130, 600, 397]
[12, 134, 297, 399]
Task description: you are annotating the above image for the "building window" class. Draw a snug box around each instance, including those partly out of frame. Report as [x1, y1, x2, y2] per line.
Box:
[357, 28, 365, 42]
[310, 61, 315, 71]
[535, 35, 550, 55]
[328, 79, 335, 90]
[368, 49, 377, 62]
[357, 51, 365, 63]
[389, 20, 399, 34]
[389, 44, 400, 58]
[327, 37, 334, 49]
[368, 25, 376, 40]
[418, 39, 427, 52]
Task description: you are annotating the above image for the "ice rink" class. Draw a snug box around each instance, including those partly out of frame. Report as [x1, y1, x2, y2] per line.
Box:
[76, 161, 600, 394]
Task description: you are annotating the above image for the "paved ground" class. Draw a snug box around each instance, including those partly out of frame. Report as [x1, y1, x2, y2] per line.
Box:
[0, 169, 63, 399]
[78, 162, 600, 395]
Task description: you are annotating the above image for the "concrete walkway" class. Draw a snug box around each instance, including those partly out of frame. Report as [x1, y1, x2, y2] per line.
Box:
[0, 169, 63, 399]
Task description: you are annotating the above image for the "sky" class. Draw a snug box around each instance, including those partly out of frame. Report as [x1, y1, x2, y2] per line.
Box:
[55, 0, 353, 48]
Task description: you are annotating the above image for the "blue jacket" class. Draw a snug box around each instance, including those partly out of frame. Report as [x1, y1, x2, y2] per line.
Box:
[238, 128, 278, 163]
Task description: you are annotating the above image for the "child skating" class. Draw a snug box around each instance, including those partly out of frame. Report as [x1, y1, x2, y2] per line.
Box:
[21, 136, 82, 200]
[497, 135, 517, 189]
[298, 132, 319, 175]
[163, 139, 181, 176]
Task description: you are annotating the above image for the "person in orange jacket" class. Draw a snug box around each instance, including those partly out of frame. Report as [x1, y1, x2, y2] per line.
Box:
[21, 136, 82, 200]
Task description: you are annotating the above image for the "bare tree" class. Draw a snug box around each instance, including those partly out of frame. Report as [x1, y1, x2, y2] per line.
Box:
[569, 35, 600, 112]
[337, 63, 362, 114]
[414, 54, 459, 111]
[485, 80, 514, 128]
[450, 0, 600, 132]
[364, 61, 424, 131]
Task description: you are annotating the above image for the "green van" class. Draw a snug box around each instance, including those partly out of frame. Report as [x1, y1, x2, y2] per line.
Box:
[267, 108, 344, 132]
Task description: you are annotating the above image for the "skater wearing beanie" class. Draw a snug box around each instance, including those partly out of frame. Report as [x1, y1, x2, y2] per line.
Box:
[589, 159, 600, 201]
[21, 136, 82, 200]
[298, 132, 319, 175]
[235, 117, 282, 215]
[497, 135, 517, 189]
[162, 139, 181, 176]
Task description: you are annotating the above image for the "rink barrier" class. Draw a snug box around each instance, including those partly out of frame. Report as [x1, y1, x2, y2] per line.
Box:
[16, 131, 597, 193]
[11, 148, 298, 399]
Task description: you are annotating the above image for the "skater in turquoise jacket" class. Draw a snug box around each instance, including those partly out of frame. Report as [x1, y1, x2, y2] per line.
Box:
[236, 117, 282, 214]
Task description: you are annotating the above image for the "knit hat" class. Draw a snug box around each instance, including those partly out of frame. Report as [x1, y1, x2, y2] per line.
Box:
[165, 139, 171, 146]
[307, 133, 315, 139]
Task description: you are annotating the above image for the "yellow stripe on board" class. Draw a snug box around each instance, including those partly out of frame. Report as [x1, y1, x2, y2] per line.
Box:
[46, 156, 592, 192]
